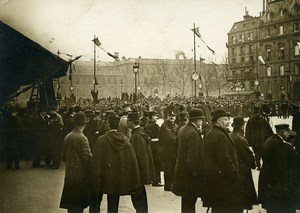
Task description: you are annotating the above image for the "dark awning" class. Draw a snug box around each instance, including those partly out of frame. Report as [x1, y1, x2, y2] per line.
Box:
[0, 22, 69, 106]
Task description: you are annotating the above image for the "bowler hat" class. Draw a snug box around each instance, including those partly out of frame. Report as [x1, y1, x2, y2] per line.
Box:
[188, 108, 206, 120]
[127, 111, 140, 121]
[211, 109, 230, 122]
[231, 116, 245, 128]
[72, 112, 89, 125]
[148, 111, 158, 118]
[275, 124, 290, 131]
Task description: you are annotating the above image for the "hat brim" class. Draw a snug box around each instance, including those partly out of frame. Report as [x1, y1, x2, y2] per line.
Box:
[212, 113, 231, 121]
[187, 115, 206, 120]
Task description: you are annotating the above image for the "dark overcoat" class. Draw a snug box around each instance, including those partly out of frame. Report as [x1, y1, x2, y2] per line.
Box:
[60, 128, 93, 210]
[258, 134, 297, 210]
[92, 130, 140, 195]
[159, 120, 177, 162]
[245, 115, 273, 148]
[130, 127, 155, 184]
[229, 130, 257, 209]
[202, 125, 243, 209]
[172, 122, 204, 197]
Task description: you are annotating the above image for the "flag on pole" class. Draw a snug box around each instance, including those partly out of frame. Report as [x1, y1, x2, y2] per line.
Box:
[192, 27, 201, 38]
[92, 37, 101, 46]
[206, 45, 215, 55]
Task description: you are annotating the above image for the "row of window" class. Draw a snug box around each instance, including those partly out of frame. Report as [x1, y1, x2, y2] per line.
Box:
[231, 45, 254, 55]
[230, 63, 300, 77]
[231, 44, 300, 63]
[229, 22, 299, 44]
[265, 63, 300, 76]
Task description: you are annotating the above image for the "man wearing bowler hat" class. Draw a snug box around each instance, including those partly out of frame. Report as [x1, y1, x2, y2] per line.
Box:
[202, 109, 243, 213]
[60, 112, 93, 213]
[229, 116, 257, 211]
[127, 111, 155, 213]
[172, 108, 206, 213]
[258, 124, 298, 213]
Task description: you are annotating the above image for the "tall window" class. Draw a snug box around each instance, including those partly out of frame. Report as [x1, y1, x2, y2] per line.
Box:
[231, 48, 235, 56]
[266, 28, 271, 37]
[279, 47, 285, 60]
[294, 22, 299, 32]
[232, 36, 236, 44]
[280, 65, 285, 75]
[241, 57, 245, 63]
[295, 43, 300, 56]
[240, 34, 245, 42]
[249, 32, 253, 40]
[266, 48, 272, 61]
[279, 26, 284, 34]
[295, 63, 300, 75]
[240, 46, 245, 54]
[267, 67, 272, 76]
[280, 8, 285, 16]
[249, 45, 254, 53]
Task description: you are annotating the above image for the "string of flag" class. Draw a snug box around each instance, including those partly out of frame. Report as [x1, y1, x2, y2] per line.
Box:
[191, 27, 215, 55]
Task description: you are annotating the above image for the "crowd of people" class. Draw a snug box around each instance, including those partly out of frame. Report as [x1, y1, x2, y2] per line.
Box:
[0, 96, 300, 213]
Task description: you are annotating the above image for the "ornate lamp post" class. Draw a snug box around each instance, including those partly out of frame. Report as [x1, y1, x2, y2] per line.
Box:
[133, 62, 139, 102]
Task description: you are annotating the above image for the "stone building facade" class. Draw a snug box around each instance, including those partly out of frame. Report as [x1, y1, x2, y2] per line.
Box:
[227, 0, 300, 101]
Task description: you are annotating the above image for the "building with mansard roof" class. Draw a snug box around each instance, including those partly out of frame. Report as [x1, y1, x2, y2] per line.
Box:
[227, 0, 300, 101]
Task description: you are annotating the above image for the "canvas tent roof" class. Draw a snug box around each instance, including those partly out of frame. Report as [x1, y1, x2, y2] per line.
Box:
[0, 22, 69, 106]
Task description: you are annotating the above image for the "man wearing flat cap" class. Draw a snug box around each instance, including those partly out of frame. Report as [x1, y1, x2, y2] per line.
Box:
[172, 108, 206, 213]
[258, 124, 298, 213]
[202, 109, 243, 213]
[60, 112, 93, 213]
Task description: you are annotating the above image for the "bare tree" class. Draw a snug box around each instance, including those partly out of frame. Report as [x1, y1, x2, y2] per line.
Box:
[172, 58, 193, 97]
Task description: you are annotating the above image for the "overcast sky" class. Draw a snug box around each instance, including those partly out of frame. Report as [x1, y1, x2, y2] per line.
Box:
[0, 0, 263, 63]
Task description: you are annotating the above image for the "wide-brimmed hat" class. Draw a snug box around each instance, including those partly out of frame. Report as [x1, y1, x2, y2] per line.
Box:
[211, 109, 230, 122]
[72, 112, 89, 125]
[187, 108, 206, 120]
[231, 116, 245, 128]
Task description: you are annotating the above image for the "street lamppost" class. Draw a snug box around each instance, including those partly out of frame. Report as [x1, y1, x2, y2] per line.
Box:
[120, 80, 123, 99]
[191, 72, 199, 98]
[133, 62, 139, 102]
[169, 81, 172, 97]
[199, 83, 202, 97]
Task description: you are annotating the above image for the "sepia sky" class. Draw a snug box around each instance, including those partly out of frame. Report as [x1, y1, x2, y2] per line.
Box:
[0, 0, 263, 63]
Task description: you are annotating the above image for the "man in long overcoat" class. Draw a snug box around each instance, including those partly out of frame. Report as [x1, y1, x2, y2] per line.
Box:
[172, 108, 206, 213]
[203, 109, 243, 213]
[91, 111, 140, 212]
[159, 107, 177, 191]
[127, 111, 155, 213]
[258, 124, 298, 213]
[245, 106, 273, 170]
[229, 116, 257, 211]
[60, 112, 93, 213]
[145, 110, 163, 187]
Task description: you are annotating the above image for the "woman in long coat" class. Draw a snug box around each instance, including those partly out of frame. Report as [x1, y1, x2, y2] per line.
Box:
[60, 113, 93, 213]
[229, 116, 257, 210]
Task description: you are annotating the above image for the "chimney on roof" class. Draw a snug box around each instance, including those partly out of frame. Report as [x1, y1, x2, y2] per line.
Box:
[243, 7, 253, 20]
